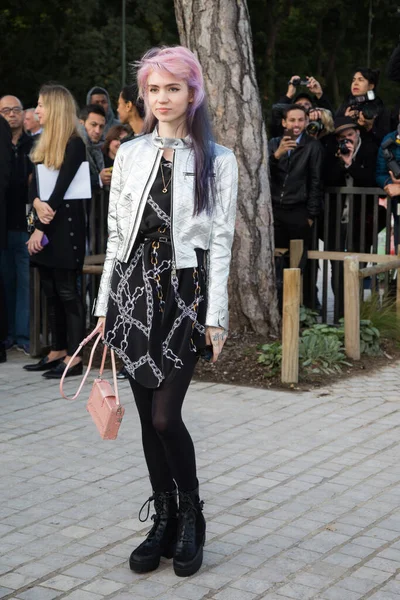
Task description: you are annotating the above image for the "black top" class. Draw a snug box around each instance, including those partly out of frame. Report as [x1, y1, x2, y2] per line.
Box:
[0, 117, 13, 249]
[29, 135, 87, 270]
[7, 131, 33, 231]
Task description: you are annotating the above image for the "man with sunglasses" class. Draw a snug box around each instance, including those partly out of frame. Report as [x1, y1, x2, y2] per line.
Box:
[0, 96, 33, 356]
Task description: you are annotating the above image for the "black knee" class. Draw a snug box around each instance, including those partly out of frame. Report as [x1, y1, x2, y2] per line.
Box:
[152, 414, 180, 437]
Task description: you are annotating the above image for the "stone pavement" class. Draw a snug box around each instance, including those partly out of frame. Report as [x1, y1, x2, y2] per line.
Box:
[2, 350, 400, 600]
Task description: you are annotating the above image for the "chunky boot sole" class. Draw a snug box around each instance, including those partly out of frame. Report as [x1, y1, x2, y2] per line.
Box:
[129, 544, 175, 573]
[173, 535, 205, 577]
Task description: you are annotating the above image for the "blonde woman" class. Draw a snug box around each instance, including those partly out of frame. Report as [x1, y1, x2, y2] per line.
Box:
[24, 84, 86, 378]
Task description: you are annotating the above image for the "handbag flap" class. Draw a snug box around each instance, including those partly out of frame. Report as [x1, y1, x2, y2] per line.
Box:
[91, 378, 116, 401]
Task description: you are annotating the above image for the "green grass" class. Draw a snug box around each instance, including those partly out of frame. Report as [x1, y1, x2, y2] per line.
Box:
[360, 292, 400, 342]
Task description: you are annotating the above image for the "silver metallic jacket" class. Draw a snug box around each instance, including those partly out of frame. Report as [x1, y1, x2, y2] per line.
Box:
[94, 129, 238, 329]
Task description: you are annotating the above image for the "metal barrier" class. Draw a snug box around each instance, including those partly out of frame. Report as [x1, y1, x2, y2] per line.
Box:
[306, 187, 399, 322]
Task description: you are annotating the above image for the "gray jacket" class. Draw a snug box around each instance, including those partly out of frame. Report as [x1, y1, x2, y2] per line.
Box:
[94, 129, 238, 329]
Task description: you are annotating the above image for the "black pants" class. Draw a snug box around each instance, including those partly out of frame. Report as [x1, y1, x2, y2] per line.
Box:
[274, 205, 313, 308]
[129, 355, 198, 493]
[38, 266, 85, 356]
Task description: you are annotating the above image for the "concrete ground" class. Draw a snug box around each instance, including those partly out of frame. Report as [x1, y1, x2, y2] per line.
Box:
[1, 348, 400, 600]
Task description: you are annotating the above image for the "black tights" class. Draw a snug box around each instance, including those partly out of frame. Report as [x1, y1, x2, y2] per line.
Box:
[129, 356, 198, 493]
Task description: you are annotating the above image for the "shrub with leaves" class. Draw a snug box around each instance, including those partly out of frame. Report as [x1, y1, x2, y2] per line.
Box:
[360, 293, 400, 342]
[302, 323, 345, 341]
[299, 334, 351, 375]
[359, 319, 381, 355]
[299, 306, 320, 328]
[257, 342, 282, 377]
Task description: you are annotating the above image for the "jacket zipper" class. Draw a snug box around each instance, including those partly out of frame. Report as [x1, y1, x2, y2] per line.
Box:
[170, 152, 177, 277]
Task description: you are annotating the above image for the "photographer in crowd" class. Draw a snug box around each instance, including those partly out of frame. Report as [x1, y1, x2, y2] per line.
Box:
[336, 68, 391, 145]
[323, 117, 386, 316]
[269, 104, 323, 308]
[306, 107, 335, 147]
[270, 75, 333, 138]
[376, 110, 400, 248]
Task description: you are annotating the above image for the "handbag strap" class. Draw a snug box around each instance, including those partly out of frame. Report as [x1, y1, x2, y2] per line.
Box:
[60, 322, 120, 404]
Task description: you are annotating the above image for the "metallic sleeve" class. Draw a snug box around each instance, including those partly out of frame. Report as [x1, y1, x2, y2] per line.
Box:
[205, 151, 238, 329]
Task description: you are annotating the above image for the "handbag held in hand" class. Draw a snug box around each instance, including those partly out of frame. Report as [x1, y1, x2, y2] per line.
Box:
[60, 323, 124, 440]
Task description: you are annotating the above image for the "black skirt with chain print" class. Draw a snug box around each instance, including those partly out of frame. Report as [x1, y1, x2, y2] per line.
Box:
[104, 157, 207, 389]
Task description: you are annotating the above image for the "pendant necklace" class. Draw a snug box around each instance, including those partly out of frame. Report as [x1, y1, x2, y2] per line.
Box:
[160, 162, 172, 194]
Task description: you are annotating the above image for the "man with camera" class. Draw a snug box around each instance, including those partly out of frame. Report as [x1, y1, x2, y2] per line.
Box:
[323, 116, 386, 316]
[269, 104, 323, 308]
[270, 75, 333, 138]
[376, 113, 400, 248]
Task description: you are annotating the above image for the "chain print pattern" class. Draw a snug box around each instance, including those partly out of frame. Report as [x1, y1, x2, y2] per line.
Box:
[104, 159, 206, 387]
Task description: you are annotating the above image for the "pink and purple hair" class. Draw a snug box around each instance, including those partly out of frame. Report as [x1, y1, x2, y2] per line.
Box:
[136, 46, 216, 215]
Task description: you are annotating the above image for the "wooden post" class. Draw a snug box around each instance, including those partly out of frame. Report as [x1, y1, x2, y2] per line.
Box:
[290, 239, 304, 305]
[344, 256, 360, 360]
[397, 245, 400, 317]
[281, 268, 301, 383]
[290, 239, 304, 268]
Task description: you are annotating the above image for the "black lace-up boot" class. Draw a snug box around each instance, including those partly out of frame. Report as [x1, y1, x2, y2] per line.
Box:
[129, 489, 178, 573]
[173, 487, 206, 577]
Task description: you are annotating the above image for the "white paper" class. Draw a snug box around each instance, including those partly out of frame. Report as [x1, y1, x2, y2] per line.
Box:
[37, 161, 91, 201]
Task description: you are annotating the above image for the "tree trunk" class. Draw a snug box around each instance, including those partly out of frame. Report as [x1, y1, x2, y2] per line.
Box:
[174, 0, 280, 336]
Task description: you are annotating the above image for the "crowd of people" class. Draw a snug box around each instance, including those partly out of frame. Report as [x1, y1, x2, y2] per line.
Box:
[0, 83, 144, 368]
[269, 65, 400, 314]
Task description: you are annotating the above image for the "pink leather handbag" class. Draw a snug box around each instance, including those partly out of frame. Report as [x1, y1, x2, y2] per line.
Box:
[60, 323, 124, 440]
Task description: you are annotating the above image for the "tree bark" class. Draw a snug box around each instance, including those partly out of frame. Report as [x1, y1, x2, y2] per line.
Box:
[174, 0, 280, 336]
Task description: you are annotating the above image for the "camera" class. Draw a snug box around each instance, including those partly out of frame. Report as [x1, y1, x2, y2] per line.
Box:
[381, 137, 400, 179]
[348, 90, 379, 120]
[306, 120, 324, 136]
[289, 77, 308, 87]
[338, 139, 352, 155]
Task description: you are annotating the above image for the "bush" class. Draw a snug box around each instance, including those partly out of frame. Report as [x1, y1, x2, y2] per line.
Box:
[360, 292, 400, 342]
[257, 342, 282, 377]
[299, 334, 351, 375]
[302, 323, 344, 341]
[299, 306, 320, 328]
[359, 319, 381, 355]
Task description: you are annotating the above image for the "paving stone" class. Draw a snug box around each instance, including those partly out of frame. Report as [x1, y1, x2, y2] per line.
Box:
[4, 352, 400, 599]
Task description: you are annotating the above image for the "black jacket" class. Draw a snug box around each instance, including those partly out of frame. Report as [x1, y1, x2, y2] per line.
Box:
[29, 136, 87, 270]
[0, 117, 13, 248]
[268, 133, 324, 217]
[323, 135, 378, 189]
[7, 131, 33, 231]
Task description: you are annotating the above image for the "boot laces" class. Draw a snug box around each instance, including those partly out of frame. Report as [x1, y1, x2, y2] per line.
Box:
[138, 494, 155, 522]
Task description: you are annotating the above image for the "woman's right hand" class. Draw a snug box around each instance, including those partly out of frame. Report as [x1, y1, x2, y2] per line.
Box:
[33, 197, 55, 225]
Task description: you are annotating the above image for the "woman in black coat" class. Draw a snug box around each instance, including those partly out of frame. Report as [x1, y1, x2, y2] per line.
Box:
[336, 67, 391, 146]
[24, 84, 86, 378]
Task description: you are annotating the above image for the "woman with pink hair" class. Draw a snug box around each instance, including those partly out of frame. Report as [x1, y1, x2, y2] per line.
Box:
[95, 46, 238, 577]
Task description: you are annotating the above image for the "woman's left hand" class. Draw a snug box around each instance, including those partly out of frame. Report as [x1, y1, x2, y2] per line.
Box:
[26, 229, 44, 255]
[205, 326, 228, 363]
